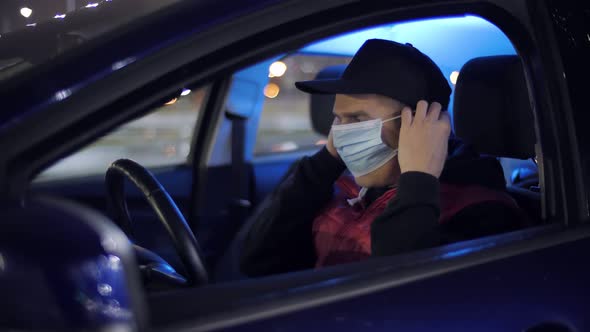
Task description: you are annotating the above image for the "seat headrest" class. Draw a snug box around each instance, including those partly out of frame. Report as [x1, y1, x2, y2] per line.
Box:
[453, 55, 535, 159]
[309, 64, 347, 136]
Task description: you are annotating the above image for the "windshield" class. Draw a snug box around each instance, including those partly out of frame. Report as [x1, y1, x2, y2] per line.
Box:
[0, 0, 181, 82]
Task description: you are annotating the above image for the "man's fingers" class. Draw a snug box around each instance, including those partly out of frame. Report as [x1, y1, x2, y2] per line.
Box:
[414, 100, 428, 122]
[426, 102, 442, 122]
[439, 111, 452, 134]
[400, 106, 413, 129]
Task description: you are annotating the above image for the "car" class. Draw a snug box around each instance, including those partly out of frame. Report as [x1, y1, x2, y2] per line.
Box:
[1, 0, 589, 331]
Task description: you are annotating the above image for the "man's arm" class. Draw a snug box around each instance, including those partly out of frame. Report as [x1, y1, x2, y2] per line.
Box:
[371, 172, 524, 256]
[370, 101, 451, 255]
[240, 147, 345, 277]
[371, 172, 441, 255]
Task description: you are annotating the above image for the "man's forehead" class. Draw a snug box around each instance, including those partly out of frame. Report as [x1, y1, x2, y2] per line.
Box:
[333, 94, 398, 114]
[335, 93, 375, 103]
[334, 94, 375, 111]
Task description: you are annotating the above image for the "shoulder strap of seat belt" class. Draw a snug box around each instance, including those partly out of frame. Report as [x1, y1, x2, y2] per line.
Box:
[227, 112, 252, 218]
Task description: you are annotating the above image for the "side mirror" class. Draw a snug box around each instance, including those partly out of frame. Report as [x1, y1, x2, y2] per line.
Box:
[0, 197, 147, 331]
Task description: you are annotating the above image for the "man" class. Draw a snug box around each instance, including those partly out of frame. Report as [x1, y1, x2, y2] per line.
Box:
[240, 39, 524, 276]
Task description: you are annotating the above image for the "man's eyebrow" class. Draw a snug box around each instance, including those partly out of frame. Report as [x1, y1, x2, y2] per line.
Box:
[333, 110, 369, 117]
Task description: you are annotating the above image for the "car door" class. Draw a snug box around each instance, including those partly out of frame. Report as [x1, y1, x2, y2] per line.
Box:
[2, 0, 588, 331]
[148, 0, 590, 331]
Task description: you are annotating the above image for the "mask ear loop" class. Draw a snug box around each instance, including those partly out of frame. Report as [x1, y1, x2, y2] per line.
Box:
[382, 109, 419, 124]
[382, 114, 402, 191]
[382, 114, 402, 124]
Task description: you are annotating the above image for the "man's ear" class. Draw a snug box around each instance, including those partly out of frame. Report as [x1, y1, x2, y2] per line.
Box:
[381, 125, 399, 148]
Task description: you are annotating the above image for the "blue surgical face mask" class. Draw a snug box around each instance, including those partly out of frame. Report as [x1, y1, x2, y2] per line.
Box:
[332, 115, 401, 177]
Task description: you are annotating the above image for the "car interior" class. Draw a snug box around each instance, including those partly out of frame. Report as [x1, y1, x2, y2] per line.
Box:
[31, 14, 542, 279]
[24, 12, 547, 328]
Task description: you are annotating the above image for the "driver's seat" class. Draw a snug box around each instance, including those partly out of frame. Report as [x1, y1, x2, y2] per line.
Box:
[213, 65, 344, 281]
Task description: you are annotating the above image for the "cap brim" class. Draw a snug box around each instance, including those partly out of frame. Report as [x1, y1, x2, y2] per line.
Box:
[295, 78, 422, 109]
[295, 79, 371, 95]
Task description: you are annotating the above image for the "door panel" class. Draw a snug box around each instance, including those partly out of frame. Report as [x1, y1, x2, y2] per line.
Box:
[146, 227, 588, 331]
[218, 235, 589, 332]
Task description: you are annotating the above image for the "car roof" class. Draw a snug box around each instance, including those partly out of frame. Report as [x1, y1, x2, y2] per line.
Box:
[0, 0, 285, 127]
[0, 0, 182, 78]
[0, 0, 518, 129]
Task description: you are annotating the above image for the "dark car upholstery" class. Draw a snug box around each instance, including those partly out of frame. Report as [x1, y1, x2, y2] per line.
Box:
[453, 55, 536, 159]
[453, 55, 541, 222]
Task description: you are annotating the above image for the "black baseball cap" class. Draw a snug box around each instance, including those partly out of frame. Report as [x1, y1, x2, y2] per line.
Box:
[295, 39, 452, 109]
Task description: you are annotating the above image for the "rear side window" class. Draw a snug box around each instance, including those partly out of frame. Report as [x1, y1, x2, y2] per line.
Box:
[36, 87, 209, 181]
[254, 54, 351, 155]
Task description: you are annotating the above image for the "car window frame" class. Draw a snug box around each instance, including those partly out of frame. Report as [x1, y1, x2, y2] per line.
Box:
[31, 85, 212, 183]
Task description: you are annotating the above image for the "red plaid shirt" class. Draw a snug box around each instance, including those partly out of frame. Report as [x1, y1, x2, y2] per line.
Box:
[312, 175, 520, 267]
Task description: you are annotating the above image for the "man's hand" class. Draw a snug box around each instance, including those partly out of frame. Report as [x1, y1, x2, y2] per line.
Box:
[398, 100, 451, 178]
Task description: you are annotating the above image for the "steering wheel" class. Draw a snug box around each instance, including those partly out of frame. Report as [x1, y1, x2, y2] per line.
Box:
[105, 159, 208, 287]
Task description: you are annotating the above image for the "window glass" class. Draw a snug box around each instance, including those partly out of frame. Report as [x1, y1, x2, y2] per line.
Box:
[254, 54, 351, 155]
[36, 87, 208, 181]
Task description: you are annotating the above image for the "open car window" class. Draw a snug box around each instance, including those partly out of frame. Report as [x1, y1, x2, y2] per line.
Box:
[219, 14, 544, 280]
[252, 15, 522, 157]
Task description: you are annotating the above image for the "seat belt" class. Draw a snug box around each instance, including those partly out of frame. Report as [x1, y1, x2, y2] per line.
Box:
[226, 112, 252, 222]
